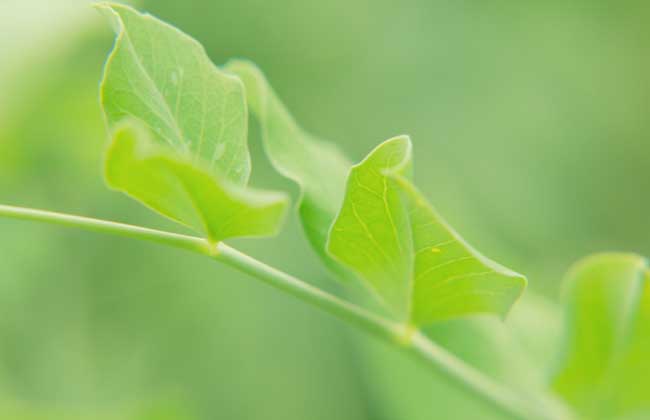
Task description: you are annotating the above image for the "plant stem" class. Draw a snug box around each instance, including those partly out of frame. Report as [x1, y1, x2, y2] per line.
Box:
[0, 204, 571, 420]
[0, 204, 207, 253]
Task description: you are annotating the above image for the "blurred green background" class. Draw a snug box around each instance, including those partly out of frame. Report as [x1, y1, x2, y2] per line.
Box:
[1, 0, 649, 418]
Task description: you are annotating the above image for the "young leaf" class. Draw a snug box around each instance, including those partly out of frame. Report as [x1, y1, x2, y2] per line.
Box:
[552, 253, 650, 419]
[106, 122, 288, 241]
[394, 174, 526, 325]
[224, 60, 354, 277]
[328, 136, 526, 324]
[98, 3, 288, 241]
[327, 137, 414, 318]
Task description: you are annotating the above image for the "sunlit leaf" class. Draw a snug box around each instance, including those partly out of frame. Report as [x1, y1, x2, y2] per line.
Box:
[552, 253, 650, 419]
[98, 3, 288, 241]
[327, 136, 413, 317]
[225, 60, 353, 277]
[106, 122, 288, 241]
[328, 136, 526, 324]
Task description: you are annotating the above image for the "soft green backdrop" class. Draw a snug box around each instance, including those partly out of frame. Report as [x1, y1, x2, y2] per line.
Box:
[1, 0, 649, 418]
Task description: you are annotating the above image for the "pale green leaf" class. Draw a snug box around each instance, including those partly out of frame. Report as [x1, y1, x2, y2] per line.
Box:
[99, 3, 249, 184]
[328, 136, 526, 324]
[106, 122, 288, 241]
[327, 136, 414, 317]
[225, 60, 353, 277]
[552, 253, 650, 419]
[98, 4, 288, 241]
[394, 174, 526, 324]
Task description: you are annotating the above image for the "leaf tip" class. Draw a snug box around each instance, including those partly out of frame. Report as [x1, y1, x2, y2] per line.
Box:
[92, 2, 124, 27]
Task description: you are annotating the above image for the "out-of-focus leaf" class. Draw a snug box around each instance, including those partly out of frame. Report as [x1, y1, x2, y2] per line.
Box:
[225, 60, 353, 277]
[505, 292, 563, 369]
[552, 253, 650, 419]
[106, 122, 288, 240]
[328, 136, 526, 324]
[98, 3, 288, 241]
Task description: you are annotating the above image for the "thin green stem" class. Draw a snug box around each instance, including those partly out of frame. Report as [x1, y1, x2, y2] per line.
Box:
[0, 204, 572, 420]
[0, 204, 207, 253]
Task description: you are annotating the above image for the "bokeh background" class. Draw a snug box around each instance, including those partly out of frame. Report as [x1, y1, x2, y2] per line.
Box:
[1, 0, 649, 418]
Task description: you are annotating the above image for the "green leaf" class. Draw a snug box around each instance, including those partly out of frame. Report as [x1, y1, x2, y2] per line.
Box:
[98, 3, 288, 241]
[224, 60, 353, 277]
[552, 253, 650, 419]
[106, 122, 288, 241]
[327, 136, 526, 324]
[327, 136, 414, 317]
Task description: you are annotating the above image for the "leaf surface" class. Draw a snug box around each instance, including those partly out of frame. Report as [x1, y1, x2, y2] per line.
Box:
[552, 253, 650, 419]
[98, 3, 288, 241]
[328, 136, 526, 324]
[225, 60, 353, 276]
[106, 122, 288, 241]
